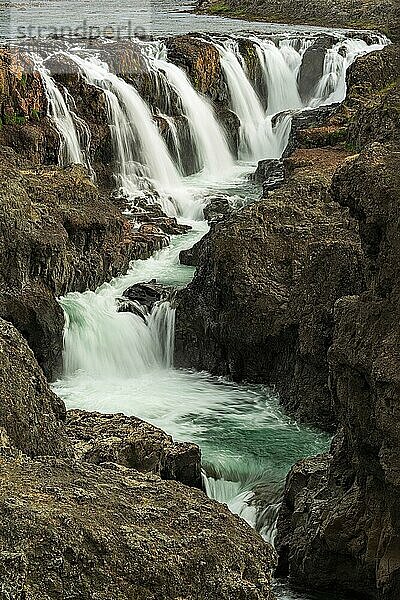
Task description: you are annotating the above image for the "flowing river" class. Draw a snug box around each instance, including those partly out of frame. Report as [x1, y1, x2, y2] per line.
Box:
[1, 1, 389, 597]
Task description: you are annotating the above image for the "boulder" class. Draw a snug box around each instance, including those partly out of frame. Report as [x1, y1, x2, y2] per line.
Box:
[0, 318, 70, 457]
[66, 409, 202, 487]
[0, 451, 276, 599]
[119, 280, 173, 312]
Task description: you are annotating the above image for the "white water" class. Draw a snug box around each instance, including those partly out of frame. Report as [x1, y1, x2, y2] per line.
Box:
[35, 60, 86, 167]
[43, 31, 388, 559]
[218, 40, 271, 160]
[311, 36, 389, 106]
[253, 38, 302, 115]
[62, 51, 201, 218]
[152, 54, 234, 178]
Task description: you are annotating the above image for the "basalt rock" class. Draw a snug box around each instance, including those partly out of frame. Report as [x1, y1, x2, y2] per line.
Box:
[297, 35, 338, 104]
[175, 147, 364, 430]
[0, 451, 276, 599]
[118, 279, 174, 314]
[0, 318, 70, 457]
[66, 409, 202, 487]
[166, 35, 226, 102]
[276, 143, 400, 599]
[251, 159, 285, 195]
[0, 148, 168, 378]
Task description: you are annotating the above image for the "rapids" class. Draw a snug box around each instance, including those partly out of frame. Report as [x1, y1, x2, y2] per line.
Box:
[18, 15, 388, 599]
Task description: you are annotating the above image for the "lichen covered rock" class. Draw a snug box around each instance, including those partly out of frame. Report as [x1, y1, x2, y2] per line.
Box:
[66, 409, 202, 488]
[0, 451, 275, 599]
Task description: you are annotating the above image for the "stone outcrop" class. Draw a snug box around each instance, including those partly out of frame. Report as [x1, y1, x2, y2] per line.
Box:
[0, 318, 70, 457]
[276, 142, 400, 600]
[175, 147, 364, 430]
[66, 409, 202, 487]
[0, 450, 275, 600]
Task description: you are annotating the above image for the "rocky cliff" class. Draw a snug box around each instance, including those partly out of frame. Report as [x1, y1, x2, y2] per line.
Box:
[0, 315, 276, 598]
[175, 147, 363, 431]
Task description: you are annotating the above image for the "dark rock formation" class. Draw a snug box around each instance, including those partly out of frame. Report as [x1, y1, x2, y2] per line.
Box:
[251, 158, 285, 195]
[0, 450, 275, 599]
[0, 148, 168, 378]
[121, 280, 172, 308]
[0, 318, 70, 457]
[297, 35, 337, 104]
[166, 35, 226, 102]
[66, 409, 202, 487]
[276, 142, 400, 599]
[175, 147, 364, 430]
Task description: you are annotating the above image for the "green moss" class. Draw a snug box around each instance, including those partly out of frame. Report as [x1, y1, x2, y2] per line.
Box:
[3, 113, 26, 125]
[31, 108, 40, 121]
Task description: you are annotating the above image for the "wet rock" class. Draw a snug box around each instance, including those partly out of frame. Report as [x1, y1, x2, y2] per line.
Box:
[0, 318, 70, 457]
[0, 451, 276, 599]
[344, 44, 400, 149]
[119, 279, 173, 313]
[298, 35, 337, 103]
[66, 409, 202, 487]
[175, 147, 363, 431]
[203, 196, 233, 222]
[251, 159, 285, 195]
[166, 35, 227, 102]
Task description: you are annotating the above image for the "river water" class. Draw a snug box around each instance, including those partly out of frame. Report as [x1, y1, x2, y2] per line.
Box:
[1, 1, 387, 598]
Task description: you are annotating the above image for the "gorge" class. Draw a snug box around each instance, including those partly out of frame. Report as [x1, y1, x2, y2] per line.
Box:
[0, 0, 399, 598]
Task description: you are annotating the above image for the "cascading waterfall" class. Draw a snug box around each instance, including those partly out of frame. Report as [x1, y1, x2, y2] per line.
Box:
[216, 37, 301, 161]
[47, 32, 389, 560]
[61, 52, 200, 218]
[311, 36, 389, 106]
[279, 38, 313, 76]
[252, 38, 302, 115]
[151, 53, 234, 178]
[217, 40, 270, 160]
[35, 59, 87, 167]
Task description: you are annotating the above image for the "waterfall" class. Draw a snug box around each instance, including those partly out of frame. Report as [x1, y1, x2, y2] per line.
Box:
[279, 38, 313, 77]
[252, 38, 302, 115]
[217, 40, 274, 161]
[35, 60, 87, 168]
[311, 37, 388, 106]
[61, 290, 175, 379]
[62, 52, 200, 219]
[151, 55, 234, 178]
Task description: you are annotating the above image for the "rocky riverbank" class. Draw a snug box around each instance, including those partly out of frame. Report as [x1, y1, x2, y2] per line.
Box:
[0, 315, 276, 598]
[175, 37, 400, 597]
[197, 0, 400, 43]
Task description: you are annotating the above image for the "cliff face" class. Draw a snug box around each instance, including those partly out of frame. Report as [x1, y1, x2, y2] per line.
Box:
[0, 317, 70, 457]
[175, 147, 363, 431]
[276, 142, 400, 600]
